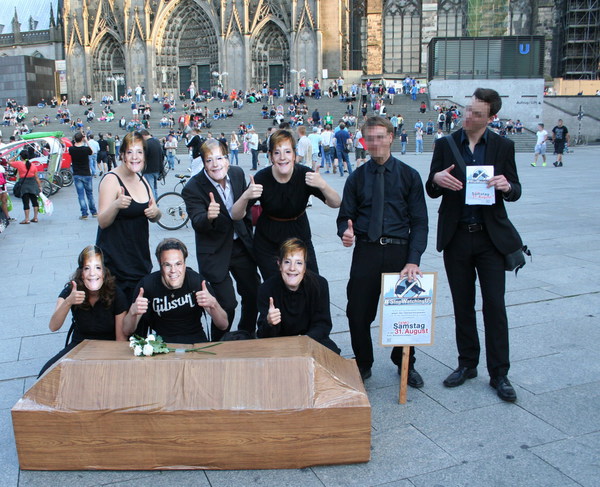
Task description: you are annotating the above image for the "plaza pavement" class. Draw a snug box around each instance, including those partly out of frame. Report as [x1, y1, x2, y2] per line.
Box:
[1, 146, 599, 487]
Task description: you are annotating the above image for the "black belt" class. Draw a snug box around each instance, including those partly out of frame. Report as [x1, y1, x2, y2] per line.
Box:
[458, 223, 484, 233]
[357, 236, 408, 245]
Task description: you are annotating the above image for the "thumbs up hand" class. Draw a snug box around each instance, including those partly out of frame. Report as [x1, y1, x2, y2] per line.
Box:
[267, 297, 281, 326]
[243, 175, 263, 200]
[196, 280, 216, 309]
[131, 287, 148, 316]
[207, 191, 220, 221]
[144, 197, 160, 220]
[305, 168, 325, 190]
[342, 219, 355, 247]
[433, 164, 463, 191]
[115, 186, 132, 209]
[66, 280, 86, 306]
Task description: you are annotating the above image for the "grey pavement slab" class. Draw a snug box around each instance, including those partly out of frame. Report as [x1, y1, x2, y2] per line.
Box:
[1, 144, 599, 486]
[410, 450, 581, 487]
[530, 432, 600, 487]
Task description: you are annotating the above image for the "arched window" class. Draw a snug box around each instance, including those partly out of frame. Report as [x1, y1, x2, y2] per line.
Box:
[383, 0, 422, 75]
[92, 35, 126, 96]
[155, 0, 219, 93]
[438, 0, 466, 37]
[350, 0, 367, 71]
[251, 21, 289, 88]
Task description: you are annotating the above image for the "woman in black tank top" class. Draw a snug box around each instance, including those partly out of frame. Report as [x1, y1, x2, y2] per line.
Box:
[96, 131, 161, 305]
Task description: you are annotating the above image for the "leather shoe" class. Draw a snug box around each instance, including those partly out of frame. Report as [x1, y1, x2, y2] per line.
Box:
[490, 376, 517, 402]
[359, 367, 372, 381]
[397, 367, 424, 388]
[443, 366, 477, 387]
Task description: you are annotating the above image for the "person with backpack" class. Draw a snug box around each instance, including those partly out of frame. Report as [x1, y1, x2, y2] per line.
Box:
[9, 150, 42, 224]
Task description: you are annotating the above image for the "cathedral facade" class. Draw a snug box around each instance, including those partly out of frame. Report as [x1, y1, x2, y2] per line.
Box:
[47, 0, 598, 100]
[62, 0, 340, 99]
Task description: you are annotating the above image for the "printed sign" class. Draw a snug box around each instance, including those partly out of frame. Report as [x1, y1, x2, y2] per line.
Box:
[379, 272, 437, 346]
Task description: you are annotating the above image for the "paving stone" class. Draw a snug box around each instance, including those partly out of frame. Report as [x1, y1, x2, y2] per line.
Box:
[410, 450, 579, 487]
[512, 348, 600, 394]
[206, 468, 323, 487]
[312, 424, 456, 486]
[530, 432, 600, 487]
[413, 403, 566, 462]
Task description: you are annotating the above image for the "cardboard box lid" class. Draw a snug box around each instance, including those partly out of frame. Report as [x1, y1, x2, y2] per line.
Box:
[14, 336, 370, 413]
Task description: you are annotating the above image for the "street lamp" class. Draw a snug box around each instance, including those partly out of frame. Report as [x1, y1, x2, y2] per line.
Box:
[290, 68, 306, 95]
[106, 75, 124, 101]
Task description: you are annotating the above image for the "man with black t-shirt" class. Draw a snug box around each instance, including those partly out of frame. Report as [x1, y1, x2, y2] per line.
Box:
[124, 239, 228, 343]
[551, 119, 569, 167]
[68, 132, 97, 220]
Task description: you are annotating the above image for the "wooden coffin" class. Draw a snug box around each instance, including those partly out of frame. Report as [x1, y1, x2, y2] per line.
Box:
[12, 336, 371, 470]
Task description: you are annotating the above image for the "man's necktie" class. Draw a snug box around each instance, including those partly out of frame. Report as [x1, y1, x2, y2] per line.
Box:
[368, 165, 385, 241]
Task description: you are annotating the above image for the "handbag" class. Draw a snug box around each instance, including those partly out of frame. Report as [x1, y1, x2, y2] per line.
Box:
[445, 135, 531, 275]
[504, 245, 531, 274]
[13, 163, 32, 198]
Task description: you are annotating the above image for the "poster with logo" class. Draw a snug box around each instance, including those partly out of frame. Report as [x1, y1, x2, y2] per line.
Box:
[379, 272, 437, 347]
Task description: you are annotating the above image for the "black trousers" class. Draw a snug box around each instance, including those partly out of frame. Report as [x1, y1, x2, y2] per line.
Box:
[443, 228, 509, 378]
[347, 240, 415, 370]
[209, 239, 261, 341]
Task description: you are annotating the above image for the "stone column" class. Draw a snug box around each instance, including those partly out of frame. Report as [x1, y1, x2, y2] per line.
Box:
[365, 0, 383, 76]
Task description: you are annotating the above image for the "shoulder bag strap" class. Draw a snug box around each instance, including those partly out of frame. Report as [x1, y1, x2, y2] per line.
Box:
[444, 134, 467, 177]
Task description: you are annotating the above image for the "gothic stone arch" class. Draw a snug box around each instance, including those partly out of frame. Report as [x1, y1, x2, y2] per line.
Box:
[154, 0, 219, 95]
[251, 20, 290, 89]
[92, 34, 126, 97]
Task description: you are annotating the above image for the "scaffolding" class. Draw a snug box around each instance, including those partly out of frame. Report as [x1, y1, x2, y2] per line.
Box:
[555, 0, 600, 79]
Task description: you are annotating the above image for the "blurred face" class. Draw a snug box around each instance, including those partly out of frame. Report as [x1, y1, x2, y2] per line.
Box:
[82, 255, 104, 292]
[364, 125, 393, 163]
[123, 141, 145, 173]
[160, 249, 186, 289]
[270, 140, 295, 178]
[279, 251, 306, 291]
[463, 97, 492, 134]
[203, 147, 229, 183]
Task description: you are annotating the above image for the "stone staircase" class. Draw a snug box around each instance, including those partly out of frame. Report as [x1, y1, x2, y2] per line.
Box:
[17, 91, 536, 154]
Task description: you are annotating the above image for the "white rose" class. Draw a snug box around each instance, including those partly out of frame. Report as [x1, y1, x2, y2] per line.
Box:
[134, 345, 143, 356]
[147, 334, 156, 342]
[143, 344, 154, 356]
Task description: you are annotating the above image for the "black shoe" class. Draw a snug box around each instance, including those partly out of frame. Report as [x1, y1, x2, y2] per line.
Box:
[359, 366, 372, 381]
[553, 161, 559, 167]
[490, 376, 517, 402]
[443, 366, 477, 387]
[557, 161, 563, 167]
[397, 367, 424, 388]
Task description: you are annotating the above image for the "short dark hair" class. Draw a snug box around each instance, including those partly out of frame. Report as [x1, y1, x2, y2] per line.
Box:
[472, 88, 502, 117]
[363, 116, 394, 135]
[74, 132, 84, 143]
[155, 238, 188, 262]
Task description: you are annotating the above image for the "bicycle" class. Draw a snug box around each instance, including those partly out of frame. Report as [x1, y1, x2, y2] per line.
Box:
[155, 173, 192, 230]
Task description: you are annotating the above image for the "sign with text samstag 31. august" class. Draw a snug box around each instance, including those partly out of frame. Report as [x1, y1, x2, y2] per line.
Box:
[379, 272, 437, 347]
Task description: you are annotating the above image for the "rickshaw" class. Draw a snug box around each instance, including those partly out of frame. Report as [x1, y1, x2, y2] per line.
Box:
[1, 132, 72, 196]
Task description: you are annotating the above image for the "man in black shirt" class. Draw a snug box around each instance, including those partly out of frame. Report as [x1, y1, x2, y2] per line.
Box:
[551, 119, 569, 167]
[140, 129, 163, 200]
[124, 238, 228, 343]
[426, 88, 522, 402]
[68, 132, 97, 220]
[337, 116, 428, 384]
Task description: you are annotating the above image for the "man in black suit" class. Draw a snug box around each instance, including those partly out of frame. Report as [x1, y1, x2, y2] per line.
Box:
[426, 88, 522, 402]
[182, 140, 261, 341]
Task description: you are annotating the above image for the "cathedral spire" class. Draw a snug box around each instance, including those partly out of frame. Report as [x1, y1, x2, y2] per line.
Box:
[50, 3, 56, 29]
